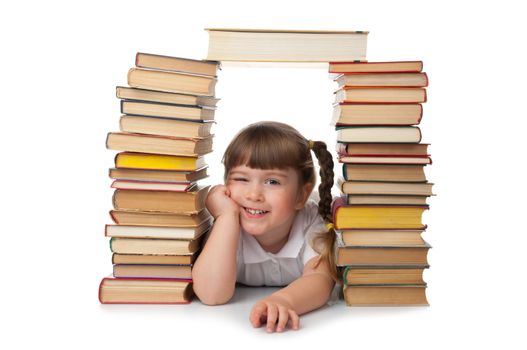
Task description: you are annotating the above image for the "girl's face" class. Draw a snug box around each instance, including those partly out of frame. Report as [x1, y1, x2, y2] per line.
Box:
[226, 165, 310, 242]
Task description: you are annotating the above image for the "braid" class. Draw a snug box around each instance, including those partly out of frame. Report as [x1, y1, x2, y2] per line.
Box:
[310, 141, 341, 284]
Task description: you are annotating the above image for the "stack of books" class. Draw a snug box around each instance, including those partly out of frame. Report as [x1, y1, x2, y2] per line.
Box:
[99, 53, 220, 304]
[329, 61, 433, 306]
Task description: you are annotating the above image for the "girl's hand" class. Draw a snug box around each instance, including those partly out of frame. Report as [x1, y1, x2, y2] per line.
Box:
[249, 295, 300, 333]
[206, 185, 240, 219]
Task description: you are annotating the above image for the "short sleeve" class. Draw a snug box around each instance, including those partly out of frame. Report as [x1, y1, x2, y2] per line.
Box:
[300, 200, 327, 266]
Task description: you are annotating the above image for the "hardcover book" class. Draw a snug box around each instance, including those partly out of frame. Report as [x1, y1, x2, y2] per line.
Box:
[99, 277, 193, 304]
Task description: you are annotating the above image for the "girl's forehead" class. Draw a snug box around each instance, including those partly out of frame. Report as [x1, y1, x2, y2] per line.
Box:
[229, 165, 296, 177]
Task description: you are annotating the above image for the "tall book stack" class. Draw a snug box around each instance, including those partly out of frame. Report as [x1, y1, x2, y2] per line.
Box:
[99, 53, 220, 304]
[329, 61, 433, 306]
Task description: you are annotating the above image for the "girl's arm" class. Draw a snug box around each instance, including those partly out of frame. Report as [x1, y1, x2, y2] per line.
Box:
[249, 256, 335, 332]
[192, 185, 240, 305]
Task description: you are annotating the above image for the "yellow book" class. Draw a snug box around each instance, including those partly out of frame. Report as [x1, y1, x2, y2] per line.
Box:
[115, 152, 206, 171]
[333, 198, 427, 229]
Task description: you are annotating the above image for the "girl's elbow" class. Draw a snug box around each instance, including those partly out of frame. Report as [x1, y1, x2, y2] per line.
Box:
[194, 288, 234, 306]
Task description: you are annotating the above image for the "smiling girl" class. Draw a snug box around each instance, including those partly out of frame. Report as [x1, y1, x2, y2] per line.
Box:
[192, 121, 338, 332]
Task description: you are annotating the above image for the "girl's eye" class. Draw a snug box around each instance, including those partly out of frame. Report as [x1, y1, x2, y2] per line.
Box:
[265, 179, 280, 185]
[233, 177, 248, 182]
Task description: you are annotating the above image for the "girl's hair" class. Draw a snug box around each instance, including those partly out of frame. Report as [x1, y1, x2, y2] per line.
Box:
[222, 121, 340, 283]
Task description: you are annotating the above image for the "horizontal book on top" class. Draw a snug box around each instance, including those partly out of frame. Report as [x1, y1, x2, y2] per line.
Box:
[342, 164, 427, 182]
[109, 236, 203, 255]
[338, 229, 426, 247]
[106, 132, 213, 157]
[99, 277, 193, 304]
[337, 143, 430, 157]
[339, 155, 431, 165]
[346, 195, 429, 206]
[119, 116, 214, 139]
[336, 243, 431, 266]
[339, 180, 434, 196]
[116, 87, 220, 108]
[329, 61, 423, 73]
[335, 87, 427, 104]
[206, 28, 368, 62]
[343, 266, 428, 285]
[135, 52, 219, 77]
[111, 180, 197, 192]
[115, 152, 207, 171]
[128, 68, 216, 96]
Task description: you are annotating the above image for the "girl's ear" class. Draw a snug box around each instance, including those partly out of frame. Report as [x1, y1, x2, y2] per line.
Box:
[295, 182, 314, 210]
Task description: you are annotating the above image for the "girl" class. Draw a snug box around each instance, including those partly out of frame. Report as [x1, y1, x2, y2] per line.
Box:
[192, 121, 338, 333]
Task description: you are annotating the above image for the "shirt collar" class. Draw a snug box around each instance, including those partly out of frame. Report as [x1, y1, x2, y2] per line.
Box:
[241, 211, 305, 264]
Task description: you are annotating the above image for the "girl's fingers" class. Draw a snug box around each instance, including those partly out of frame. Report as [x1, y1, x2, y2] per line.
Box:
[265, 303, 278, 333]
[250, 303, 267, 328]
[276, 305, 289, 332]
[288, 310, 300, 330]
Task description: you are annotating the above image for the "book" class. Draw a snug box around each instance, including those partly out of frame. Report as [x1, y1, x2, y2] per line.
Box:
[343, 284, 428, 306]
[111, 180, 197, 192]
[110, 237, 203, 255]
[332, 104, 423, 126]
[336, 126, 422, 143]
[340, 180, 434, 196]
[113, 264, 192, 280]
[128, 68, 216, 96]
[105, 221, 210, 240]
[343, 164, 427, 182]
[99, 277, 193, 304]
[135, 52, 219, 77]
[337, 142, 429, 156]
[115, 152, 206, 171]
[343, 266, 427, 285]
[106, 133, 213, 157]
[346, 195, 428, 206]
[335, 87, 427, 103]
[109, 167, 208, 183]
[116, 87, 220, 107]
[336, 244, 431, 266]
[119, 116, 213, 139]
[121, 100, 215, 121]
[110, 209, 211, 227]
[339, 156, 431, 165]
[112, 253, 196, 265]
[330, 61, 423, 73]
[206, 28, 368, 62]
[335, 72, 428, 87]
[339, 229, 425, 246]
[112, 186, 209, 213]
[332, 198, 428, 229]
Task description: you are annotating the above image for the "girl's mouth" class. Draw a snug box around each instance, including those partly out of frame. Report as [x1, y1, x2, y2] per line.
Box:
[244, 207, 269, 216]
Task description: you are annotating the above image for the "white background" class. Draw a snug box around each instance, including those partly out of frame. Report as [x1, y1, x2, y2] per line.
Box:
[2, 0, 526, 348]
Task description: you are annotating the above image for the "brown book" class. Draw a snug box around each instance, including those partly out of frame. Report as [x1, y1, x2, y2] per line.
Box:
[121, 100, 215, 121]
[337, 143, 430, 156]
[99, 277, 193, 304]
[110, 236, 203, 255]
[110, 209, 211, 227]
[342, 164, 427, 182]
[112, 253, 196, 265]
[109, 167, 208, 183]
[340, 156, 431, 165]
[335, 72, 428, 87]
[343, 266, 427, 285]
[340, 180, 434, 196]
[116, 87, 220, 107]
[119, 116, 213, 139]
[329, 61, 423, 73]
[335, 87, 427, 104]
[112, 186, 209, 213]
[135, 52, 219, 77]
[113, 264, 192, 279]
[336, 127, 422, 143]
[128, 68, 216, 96]
[340, 229, 425, 246]
[332, 104, 423, 126]
[105, 220, 210, 240]
[343, 285, 428, 306]
[346, 195, 428, 206]
[106, 132, 213, 157]
[337, 244, 431, 266]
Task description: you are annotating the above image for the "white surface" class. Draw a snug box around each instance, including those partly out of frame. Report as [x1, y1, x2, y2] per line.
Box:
[2, 0, 526, 348]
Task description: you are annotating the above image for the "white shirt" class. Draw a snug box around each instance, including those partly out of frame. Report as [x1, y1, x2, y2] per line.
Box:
[235, 199, 326, 287]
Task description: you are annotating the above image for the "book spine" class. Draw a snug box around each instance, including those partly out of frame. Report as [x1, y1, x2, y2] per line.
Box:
[109, 210, 119, 224]
[342, 164, 349, 181]
[120, 99, 125, 114]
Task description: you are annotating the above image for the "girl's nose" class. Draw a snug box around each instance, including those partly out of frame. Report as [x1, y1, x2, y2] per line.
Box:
[245, 182, 264, 202]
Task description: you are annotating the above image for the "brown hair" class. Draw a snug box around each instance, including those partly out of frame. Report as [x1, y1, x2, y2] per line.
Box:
[222, 121, 340, 283]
